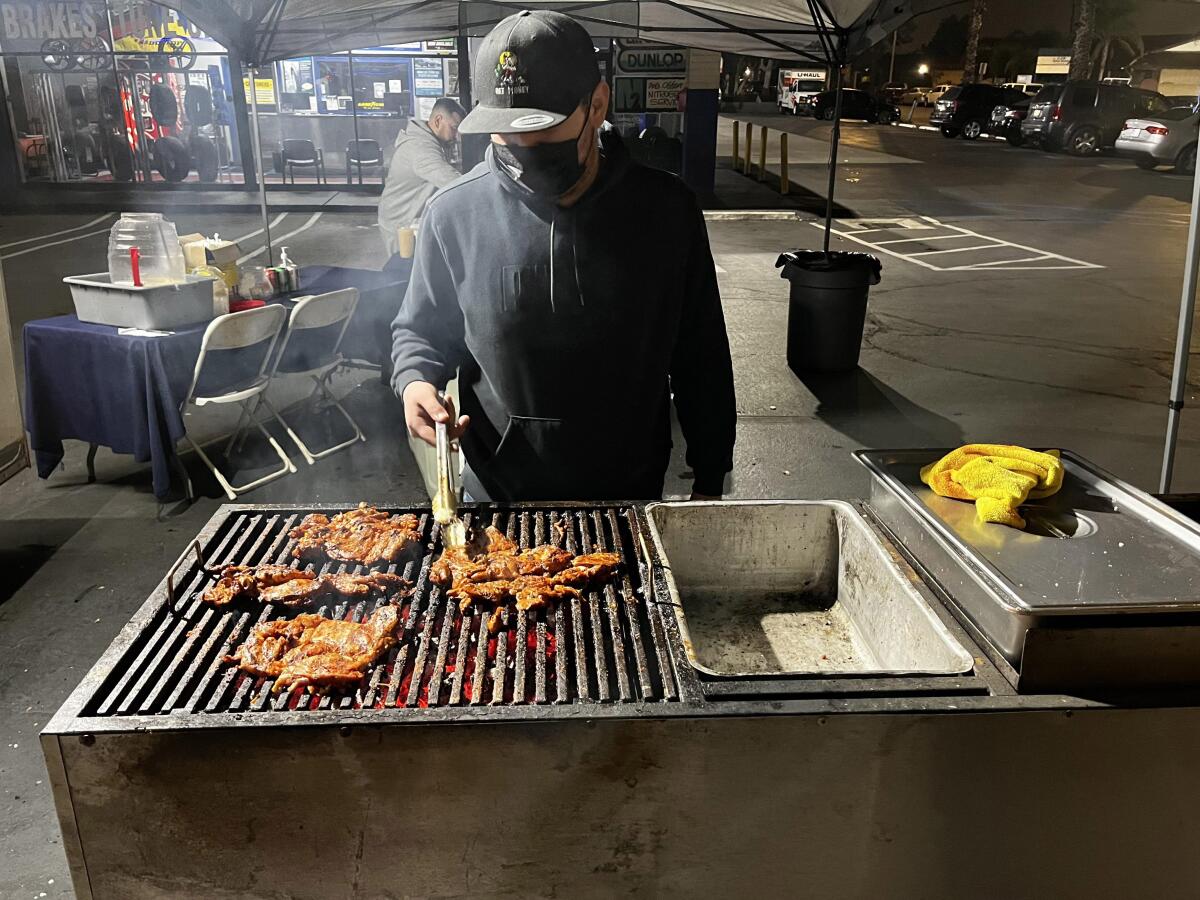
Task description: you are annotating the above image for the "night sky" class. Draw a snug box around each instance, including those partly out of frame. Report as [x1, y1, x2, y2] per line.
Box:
[899, 0, 1200, 50]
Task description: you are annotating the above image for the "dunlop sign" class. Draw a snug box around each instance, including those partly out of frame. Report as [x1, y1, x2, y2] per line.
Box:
[616, 42, 687, 74]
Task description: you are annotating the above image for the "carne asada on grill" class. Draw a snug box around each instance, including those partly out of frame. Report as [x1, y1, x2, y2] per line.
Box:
[203, 565, 408, 609]
[226, 605, 400, 692]
[430, 526, 620, 630]
[290, 504, 422, 566]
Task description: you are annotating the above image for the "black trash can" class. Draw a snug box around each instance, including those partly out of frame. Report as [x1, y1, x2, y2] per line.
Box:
[776, 250, 882, 373]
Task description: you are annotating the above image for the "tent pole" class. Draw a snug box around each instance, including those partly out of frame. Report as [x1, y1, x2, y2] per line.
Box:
[822, 42, 844, 254]
[248, 64, 274, 267]
[1159, 154, 1200, 492]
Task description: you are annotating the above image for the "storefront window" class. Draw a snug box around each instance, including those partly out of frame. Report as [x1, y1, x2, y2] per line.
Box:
[0, 0, 241, 184]
[0, 5, 460, 190]
[252, 44, 459, 187]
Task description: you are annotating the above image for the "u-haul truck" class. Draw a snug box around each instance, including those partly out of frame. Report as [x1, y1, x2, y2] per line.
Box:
[777, 67, 828, 115]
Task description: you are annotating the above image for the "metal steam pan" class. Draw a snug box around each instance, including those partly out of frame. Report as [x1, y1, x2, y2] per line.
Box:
[644, 500, 973, 678]
[856, 449, 1200, 672]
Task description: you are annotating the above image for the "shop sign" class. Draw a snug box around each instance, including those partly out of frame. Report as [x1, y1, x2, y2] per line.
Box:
[615, 40, 687, 74]
[423, 39, 456, 53]
[646, 78, 684, 111]
[243, 76, 276, 107]
[413, 58, 443, 95]
[0, 0, 108, 53]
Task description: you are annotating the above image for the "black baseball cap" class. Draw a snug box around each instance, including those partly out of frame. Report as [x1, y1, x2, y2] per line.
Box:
[457, 10, 601, 135]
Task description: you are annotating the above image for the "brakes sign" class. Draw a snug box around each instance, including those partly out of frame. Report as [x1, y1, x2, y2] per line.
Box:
[0, 1, 104, 49]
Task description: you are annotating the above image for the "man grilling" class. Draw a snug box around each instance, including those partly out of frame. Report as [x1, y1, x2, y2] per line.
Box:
[378, 97, 466, 265]
[391, 9, 735, 502]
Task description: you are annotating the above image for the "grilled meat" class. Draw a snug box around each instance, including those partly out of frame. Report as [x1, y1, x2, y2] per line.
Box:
[290, 504, 422, 566]
[227, 605, 399, 692]
[203, 565, 407, 609]
[430, 526, 620, 630]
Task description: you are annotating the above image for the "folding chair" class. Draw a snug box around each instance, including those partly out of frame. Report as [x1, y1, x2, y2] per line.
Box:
[256, 287, 365, 465]
[180, 304, 296, 500]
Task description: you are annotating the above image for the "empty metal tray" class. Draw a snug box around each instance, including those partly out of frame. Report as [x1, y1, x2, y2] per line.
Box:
[644, 500, 974, 678]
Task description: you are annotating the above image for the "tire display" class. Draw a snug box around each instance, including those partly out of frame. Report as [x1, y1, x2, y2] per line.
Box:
[148, 84, 178, 128]
[153, 135, 191, 182]
[190, 134, 219, 182]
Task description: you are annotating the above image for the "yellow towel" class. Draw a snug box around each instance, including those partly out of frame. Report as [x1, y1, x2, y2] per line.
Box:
[920, 444, 1064, 529]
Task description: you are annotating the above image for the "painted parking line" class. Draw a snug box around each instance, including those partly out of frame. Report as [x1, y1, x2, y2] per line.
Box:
[237, 212, 321, 263]
[0, 212, 115, 250]
[813, 215, 1103, 272]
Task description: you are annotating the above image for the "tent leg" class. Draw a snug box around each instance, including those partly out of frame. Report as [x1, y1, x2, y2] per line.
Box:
[1159, 161, 1200, 492]
[248, 65, 273, 267]
[822, 53, 844, 254]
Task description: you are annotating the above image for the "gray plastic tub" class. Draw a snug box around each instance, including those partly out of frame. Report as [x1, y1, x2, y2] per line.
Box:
[645, 500, 974, 678]
[65, 272, 215, 330]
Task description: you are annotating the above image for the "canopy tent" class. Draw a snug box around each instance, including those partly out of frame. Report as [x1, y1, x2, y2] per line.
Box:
[160, 1, 926, 66]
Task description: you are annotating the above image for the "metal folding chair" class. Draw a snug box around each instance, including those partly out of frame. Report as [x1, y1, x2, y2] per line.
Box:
[180, 304, 296, 500]
[255, 287, 365, 465]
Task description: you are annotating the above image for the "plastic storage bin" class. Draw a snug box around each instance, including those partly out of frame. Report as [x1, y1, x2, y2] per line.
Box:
[65, 273, 216, 329]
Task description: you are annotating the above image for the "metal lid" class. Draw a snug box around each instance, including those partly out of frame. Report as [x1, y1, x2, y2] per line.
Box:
[856, 449, 1200, 615]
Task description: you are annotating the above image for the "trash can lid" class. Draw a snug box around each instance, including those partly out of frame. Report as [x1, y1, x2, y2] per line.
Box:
[776, 249, 882, 285]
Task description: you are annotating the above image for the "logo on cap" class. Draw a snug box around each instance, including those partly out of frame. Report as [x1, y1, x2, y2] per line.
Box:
[495, 50, 529, 95]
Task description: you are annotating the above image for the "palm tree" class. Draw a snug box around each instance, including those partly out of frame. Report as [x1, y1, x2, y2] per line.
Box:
[1089, 0, 1143, 79]
[962, 0, 987, 83]
[1069, 0, 1094, 80]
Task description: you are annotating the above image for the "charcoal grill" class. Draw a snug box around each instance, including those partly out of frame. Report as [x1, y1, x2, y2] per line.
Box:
[87, 503, 686, 717]
[47, 500, 1200, 900]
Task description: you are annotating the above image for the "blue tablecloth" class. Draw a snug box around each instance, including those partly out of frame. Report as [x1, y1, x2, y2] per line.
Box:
[24, 265, 411, 500]
[24, 315, 206, 500]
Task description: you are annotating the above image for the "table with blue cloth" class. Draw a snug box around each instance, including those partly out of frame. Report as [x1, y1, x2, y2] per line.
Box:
[23, 265, 411, 501]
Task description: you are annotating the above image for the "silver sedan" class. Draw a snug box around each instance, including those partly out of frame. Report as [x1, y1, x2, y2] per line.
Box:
[1116, 107, 1198, 174]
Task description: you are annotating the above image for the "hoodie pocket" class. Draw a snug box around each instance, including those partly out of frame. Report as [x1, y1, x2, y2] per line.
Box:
[500, 264, 584, 316]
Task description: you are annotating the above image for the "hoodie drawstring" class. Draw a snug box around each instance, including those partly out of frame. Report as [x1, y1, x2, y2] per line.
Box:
[549, 213, 556, 313]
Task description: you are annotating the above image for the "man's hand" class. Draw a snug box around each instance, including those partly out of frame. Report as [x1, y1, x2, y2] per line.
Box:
[403, 381, 470, 447]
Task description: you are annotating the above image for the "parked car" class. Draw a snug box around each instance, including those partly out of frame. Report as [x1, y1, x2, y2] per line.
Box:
[924, 84, 955, 106]
[1002, 81, 1044, 97]
[882, 82, 908, 103]
[810, 89, 900, 123]
[932, 84, 1026, 139]
[898, 86, 928, 106]
[1165, 94, 1199, 111]
[1115, 106, 1198, 174]
[1021, 80, 1172, 155]
[988, 96, 1032, 145]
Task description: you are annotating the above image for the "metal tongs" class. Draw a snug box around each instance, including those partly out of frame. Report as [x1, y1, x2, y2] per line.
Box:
[433, 392, 467, 548]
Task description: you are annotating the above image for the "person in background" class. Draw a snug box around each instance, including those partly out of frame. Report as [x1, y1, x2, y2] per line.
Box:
[378, 97, 466, 267]
[391, 10, 736, 502]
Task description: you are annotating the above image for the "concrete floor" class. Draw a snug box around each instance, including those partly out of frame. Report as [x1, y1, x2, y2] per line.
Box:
[2, 118, 1199, 896]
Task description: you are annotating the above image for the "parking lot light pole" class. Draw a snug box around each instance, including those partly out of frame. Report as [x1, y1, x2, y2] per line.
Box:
[1160, 151, 1200, 492]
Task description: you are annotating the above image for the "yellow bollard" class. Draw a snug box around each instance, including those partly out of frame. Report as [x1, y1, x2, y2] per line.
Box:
[744, 121, 753, 174]
[758, 125, 768, 181]
[732, 120, 739, 170]
[780, 132, 789, 195]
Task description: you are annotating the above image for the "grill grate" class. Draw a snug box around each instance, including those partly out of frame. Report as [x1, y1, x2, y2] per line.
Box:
[83, 505, 680, 717]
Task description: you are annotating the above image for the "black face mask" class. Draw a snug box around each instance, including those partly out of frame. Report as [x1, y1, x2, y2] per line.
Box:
[494, 106, 591, 197]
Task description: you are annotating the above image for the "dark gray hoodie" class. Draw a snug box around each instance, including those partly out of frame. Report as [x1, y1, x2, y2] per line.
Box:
[391, 126, 735, 501]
